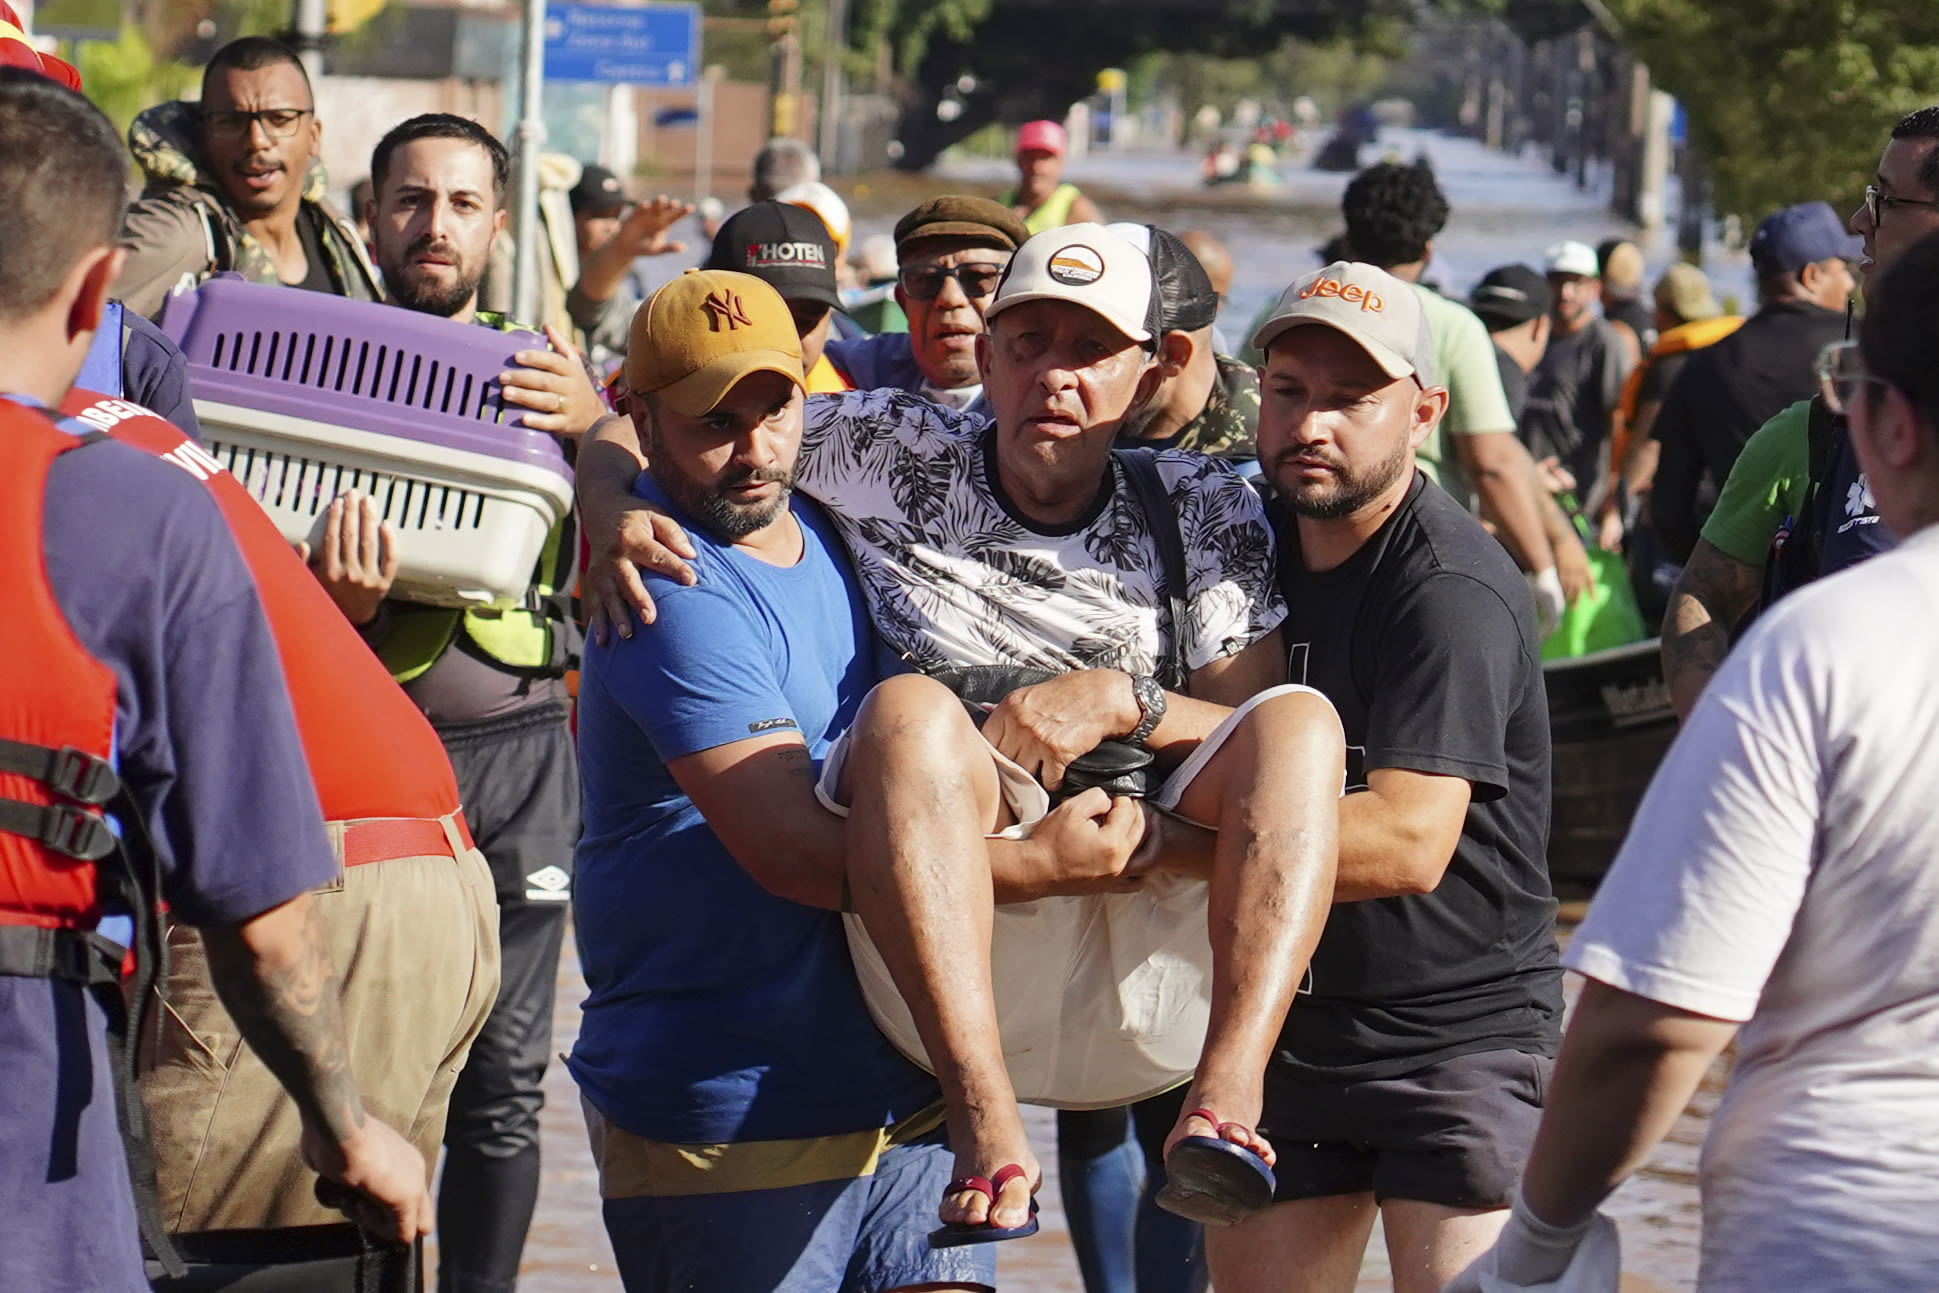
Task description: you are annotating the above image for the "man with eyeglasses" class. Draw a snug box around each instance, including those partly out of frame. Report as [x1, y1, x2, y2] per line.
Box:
[824, 196, 1030, 412]
[114, 36, 377, 318]
[1447, 226, 1939, 1293]
[1659, 108, 1939, 721]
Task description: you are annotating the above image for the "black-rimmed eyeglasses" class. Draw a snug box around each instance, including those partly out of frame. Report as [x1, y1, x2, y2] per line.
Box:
[898, 263, 1006, 301]
[201, 107, 313, 141]
[1863, 184, 1939, 227]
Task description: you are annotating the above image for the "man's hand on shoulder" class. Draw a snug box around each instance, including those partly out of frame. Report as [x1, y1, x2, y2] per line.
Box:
[298, 491, 398, 627]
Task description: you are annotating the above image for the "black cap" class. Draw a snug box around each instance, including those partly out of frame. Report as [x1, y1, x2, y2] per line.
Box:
[1147, 227, 1220, 334]
[568, 163, 628, 215]
[704, 201, 842, 312]
[1469, 264, 1553, 326]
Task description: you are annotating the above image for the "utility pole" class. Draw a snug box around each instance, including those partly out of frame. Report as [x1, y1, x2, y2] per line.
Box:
[511, 0, 547, 325]
[816, 0, 849, 169]
[288, 0, 328, 84]
[766, 0, 801, 138]
[696, 63, 723, 208]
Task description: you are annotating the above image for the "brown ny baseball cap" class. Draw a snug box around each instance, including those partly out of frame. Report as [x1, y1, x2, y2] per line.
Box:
[624, 270, 805, 416]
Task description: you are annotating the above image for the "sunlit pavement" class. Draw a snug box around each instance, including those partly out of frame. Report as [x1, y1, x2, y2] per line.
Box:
[435, 919, 1704, 1291]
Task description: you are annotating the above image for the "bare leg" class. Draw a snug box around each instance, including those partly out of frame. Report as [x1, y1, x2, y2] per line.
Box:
[841, 674, 1037, 1230]
[1205, 1193, 1377, 1293]
[1162, 690, 1343, 1155]
[1380, 1199, 1510, 1293]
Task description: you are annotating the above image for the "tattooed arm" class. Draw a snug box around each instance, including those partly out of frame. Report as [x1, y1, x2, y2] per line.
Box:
[201, 892, 433, 1242]
[1660, 538, 1763, 722]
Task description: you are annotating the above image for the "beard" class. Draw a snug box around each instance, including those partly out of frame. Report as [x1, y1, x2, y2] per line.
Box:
[1277, 432, 1413, 520]
[380, 236, 485, 318]
[646, 424, 796, 541]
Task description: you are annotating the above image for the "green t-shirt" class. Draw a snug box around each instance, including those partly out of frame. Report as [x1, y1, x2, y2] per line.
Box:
[1698, 398, 1812, 566]
[1239, 279, 1516, 487]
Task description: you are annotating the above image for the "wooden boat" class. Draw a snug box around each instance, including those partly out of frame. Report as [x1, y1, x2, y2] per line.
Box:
[1543, 637, 1678, 896]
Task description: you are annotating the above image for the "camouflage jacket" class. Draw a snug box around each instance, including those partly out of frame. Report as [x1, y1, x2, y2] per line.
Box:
[114, 100, 381, 319]
[1171, 353, 1261, 462]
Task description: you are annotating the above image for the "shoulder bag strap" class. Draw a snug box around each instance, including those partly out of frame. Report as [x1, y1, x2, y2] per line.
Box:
[1116, 448, 1191, 694]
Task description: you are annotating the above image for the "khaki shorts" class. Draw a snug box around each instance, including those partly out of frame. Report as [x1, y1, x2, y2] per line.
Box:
[817, 684, 1322, 1108]
[142, 815, 501, 1232]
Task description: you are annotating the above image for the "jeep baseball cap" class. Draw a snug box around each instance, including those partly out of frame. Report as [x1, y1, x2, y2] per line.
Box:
[704, 200, 842, 312]
[624, 270, 805, 416]
[1251, 261, 1437, 385]
[986, 223, 1160, 345]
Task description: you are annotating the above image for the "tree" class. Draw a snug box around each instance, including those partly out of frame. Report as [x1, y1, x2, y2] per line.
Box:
[847, 0, 1423, 168]
[1599, 0, 1939, 224]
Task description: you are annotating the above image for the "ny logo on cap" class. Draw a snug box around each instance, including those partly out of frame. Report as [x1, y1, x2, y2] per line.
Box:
[701, 289, 753, 331]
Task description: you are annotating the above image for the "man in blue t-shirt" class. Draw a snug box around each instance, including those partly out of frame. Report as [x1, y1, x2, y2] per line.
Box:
[572, 269, 1151, 1290]
[0, 69, 433, 1288]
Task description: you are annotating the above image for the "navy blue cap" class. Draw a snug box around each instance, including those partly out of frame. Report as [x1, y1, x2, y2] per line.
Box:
[1749, 201, 1862, 274]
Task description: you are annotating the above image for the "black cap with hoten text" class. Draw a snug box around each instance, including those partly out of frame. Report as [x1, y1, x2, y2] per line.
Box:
[704, 200, 842, 312]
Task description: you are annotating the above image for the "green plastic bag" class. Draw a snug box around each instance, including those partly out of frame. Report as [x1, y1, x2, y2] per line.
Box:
[1541, 500, 1648, 661]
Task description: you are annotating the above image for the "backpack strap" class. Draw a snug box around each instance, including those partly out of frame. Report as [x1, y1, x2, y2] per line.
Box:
[1115, 448, 1192, 694]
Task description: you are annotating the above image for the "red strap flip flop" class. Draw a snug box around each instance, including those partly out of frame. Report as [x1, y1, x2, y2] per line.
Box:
[1156, 1107, 1277, 1227]
[928, 1162, 1042, 1248]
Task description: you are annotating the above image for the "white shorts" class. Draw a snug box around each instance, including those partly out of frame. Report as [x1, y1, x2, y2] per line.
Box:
[816, 684, 1326, 1108]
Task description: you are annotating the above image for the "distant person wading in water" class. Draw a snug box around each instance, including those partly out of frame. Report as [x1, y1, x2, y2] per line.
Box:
[1002, 120, 1103, 234]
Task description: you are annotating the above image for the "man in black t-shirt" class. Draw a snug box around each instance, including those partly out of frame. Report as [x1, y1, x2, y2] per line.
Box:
[1203, 261, 1562, 1293]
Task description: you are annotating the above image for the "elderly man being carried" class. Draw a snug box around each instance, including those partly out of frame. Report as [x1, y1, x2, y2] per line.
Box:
[580, 225, 1345, 1241]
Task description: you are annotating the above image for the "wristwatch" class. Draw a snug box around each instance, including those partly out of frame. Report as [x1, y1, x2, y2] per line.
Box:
[1125, 673, 1168, 747]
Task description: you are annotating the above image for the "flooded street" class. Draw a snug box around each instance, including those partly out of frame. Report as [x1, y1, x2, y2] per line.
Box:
[494, 911, 1717, 1292]
[489, 129, 1722, 1291]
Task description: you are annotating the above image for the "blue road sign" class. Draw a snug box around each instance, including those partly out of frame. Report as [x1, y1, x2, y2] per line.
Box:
[544, 2, 700, 86]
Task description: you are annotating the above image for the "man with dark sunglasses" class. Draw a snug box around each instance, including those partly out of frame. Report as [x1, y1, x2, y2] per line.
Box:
[114, 36, 379, 317]
[1660, 107, 1939, 720]
[825, 196, 1029, 412]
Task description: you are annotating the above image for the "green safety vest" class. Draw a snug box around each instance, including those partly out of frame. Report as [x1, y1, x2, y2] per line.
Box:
[377, 310, 579, 684]
[1002, 183, 1084, 235]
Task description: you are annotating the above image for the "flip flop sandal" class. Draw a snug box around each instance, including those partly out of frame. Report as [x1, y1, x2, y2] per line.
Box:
[928, 1162, 1041, 1248]
[1155, 1107, 1277, 1227]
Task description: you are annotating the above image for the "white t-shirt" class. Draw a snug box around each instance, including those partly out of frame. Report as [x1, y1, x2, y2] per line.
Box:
[797, 389, 1284, 679]
[1568, 523, 1939, 1293]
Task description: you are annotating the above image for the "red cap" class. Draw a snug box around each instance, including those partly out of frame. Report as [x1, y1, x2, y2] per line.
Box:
[0, 1, 81, 90]
[1017, 119, 1066, 157]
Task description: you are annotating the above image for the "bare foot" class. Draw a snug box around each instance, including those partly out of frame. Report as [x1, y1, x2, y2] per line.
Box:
[941, 1104, 1040, 1230]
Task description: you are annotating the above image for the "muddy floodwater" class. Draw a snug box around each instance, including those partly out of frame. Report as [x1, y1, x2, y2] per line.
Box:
[453, 127, 1731, 1290]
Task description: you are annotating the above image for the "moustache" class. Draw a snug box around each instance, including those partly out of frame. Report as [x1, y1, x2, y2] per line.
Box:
[1271, 448, 1342, 473]
[405, 237, 462, 264]
[720, 465, 791, 491]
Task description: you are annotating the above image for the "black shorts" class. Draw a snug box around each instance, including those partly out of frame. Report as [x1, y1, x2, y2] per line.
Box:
[1258, 1048, 1550, 1209]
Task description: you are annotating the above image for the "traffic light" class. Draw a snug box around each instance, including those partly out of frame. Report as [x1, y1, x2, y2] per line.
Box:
[767, 0, 797, 38]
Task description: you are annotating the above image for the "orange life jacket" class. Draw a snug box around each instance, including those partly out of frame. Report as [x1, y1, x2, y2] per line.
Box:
[0, 402, 121, 933]
[1610, 315, 1744, 476]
